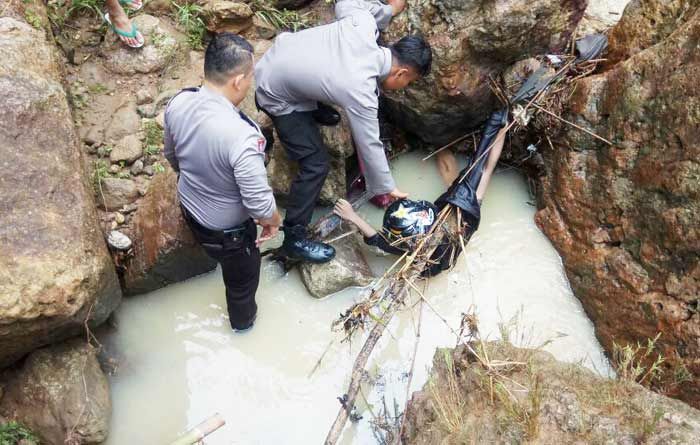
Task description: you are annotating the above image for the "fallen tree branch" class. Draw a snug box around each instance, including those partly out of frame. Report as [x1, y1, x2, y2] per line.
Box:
[531, 103, 613, 145]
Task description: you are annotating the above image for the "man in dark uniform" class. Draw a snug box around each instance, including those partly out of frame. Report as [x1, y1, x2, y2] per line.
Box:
[255, 0, 432, 264]
[164, 33, 281, 332]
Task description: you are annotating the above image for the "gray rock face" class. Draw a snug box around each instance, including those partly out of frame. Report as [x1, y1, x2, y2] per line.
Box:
[0, 339, 111, 445]
[382, 0, 587, 145]
[110, 134, 143, 164]
[104, 102, 140, 143]
[0, 14, 121, 367]
[101, 14, 181, 75]
[99, 177, 139, 210]
[300, 233, 374, 298]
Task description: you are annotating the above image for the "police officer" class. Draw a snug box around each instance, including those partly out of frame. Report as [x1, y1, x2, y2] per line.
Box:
[255, 0, 432, 264]
[164, 33, 281, 333]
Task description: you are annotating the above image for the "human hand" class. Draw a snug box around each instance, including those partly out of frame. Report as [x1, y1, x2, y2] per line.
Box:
[389, 188, 409, 199]
[255, 210, 282, 247]
[333, 199, 358, 222]
[387, 0, 406, 16]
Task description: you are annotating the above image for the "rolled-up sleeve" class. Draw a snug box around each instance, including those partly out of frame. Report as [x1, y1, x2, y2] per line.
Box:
[230, 136, 276, 220]
[345, 98, 395, 195]
[335, 0, 394, 30]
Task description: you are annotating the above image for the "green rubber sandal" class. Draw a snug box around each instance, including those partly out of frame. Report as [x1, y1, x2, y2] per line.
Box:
[104, 13, 144, 49]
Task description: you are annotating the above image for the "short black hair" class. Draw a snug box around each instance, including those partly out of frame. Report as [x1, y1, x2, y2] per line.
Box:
[390, 35, 432, 77]
[204, 33, 254, 85]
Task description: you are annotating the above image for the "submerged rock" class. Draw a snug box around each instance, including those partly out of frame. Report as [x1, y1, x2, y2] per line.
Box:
[382, 0, 587, 145]
[0, 13, 121, 367]
[0, 339, 111, 445]
[535, 0, 700, 407]
[403, 341, 700, 444]
[300, 232, 373, 299]
[120, 168, 217, 295]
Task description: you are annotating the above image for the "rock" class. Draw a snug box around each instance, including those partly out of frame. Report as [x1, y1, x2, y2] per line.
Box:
[99, 177, 139, 210]
[578, 0, 631, 35]
[101, 14, 181, 75]
[82, 125, 102, 146]
[108, 164, 120, 174]
[534, 2, 700, 407]
[0, 15, 121, 366]
[155, 111, 165, 129]
[107, 230, 132, 251]
[267, 139, 346, 206]
[114, 212, 125, 224]
[202, 1, 254, 34]
[605, 0, 697, 66]
[120, 168, 217, 294]
[403, 341, 700, 444]
[135, 88, 154, 105]
[381, 0, 587, 145]
[299, 233, 373, 298]
[0, 339, 111, 445]
[143, 164, 154, 176]
[130, 158, 144, 175]
[104, 101, 140, 143]
[109, 134, 143, 164]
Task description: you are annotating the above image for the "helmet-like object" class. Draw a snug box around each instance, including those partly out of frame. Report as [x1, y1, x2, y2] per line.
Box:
[382, 199, 438, 247]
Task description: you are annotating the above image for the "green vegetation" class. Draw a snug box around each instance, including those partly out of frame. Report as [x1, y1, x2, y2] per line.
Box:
[142, 120, 164, 156]
[612, 333, 665, 385]
[24, 8, 43, 29]
[0, 421, 39, 445]
[427, 349, 466, 433]
[172, 1, 206, 49]
[152, 162, 166, 174]
[251, 0, 310, 32]
[92, 160, 110, 191]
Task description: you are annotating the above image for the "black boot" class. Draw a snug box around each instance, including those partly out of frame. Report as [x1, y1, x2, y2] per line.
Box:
[311, 102, 341, 126]
[282, 224, 336, 263]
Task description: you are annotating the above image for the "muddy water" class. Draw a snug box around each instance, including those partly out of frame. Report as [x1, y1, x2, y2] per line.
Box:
[101, 152, 611, 444]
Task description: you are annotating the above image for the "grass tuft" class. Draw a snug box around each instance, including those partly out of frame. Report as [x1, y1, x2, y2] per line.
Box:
[0, 421, 39, 445]
[172, 1, 206, 49]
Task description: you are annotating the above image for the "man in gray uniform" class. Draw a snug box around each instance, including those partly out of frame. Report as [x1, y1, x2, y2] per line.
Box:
[164, 33, 281, 332]
[255, 0, 431, 263]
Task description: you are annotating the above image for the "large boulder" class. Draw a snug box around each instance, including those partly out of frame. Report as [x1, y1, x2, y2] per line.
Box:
[382, 0, 587, 145]
[120, 168, 217, 295]
[0, 339, 111, 444]
[535, 2, 700, 407]
[403, 341, 700, 444]
[267, 112, 353, 206]
[299, 233, 374, 298]
[202, 0, 254, 34]
[0, 16, 121, 366]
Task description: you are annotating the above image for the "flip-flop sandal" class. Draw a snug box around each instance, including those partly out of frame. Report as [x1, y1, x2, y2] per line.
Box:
[119, 0, 143, 11]
[104, 13, 145, 49]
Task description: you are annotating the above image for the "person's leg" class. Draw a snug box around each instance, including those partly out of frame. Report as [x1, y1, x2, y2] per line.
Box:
[436, 149, 459, 186]
[217, 222, 261, 330]
[104, 0, 143, 48]
[476, 127, 507, 201]
[271, 111, 335, 263]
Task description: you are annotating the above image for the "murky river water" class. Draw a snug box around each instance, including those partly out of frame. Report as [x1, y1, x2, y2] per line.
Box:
[101, 152, 611, 444]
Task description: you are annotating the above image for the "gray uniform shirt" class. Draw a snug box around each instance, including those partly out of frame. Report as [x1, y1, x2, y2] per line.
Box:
[255, 0, 396, 195]
[164, 86, 276, 230]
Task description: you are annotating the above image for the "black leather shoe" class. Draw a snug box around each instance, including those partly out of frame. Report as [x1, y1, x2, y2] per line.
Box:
[282, 224, 336, 263]
[311, 102, 341, 126]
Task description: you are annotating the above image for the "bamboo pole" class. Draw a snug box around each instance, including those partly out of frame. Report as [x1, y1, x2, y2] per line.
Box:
[169, 414, 225, 445]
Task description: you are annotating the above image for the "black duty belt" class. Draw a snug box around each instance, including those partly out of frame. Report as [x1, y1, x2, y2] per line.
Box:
[180, 205, 248, 241]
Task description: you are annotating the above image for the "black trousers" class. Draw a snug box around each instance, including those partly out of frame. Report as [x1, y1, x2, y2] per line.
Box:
[182, 208, 261, 330]
[270, 110, 331, 227]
